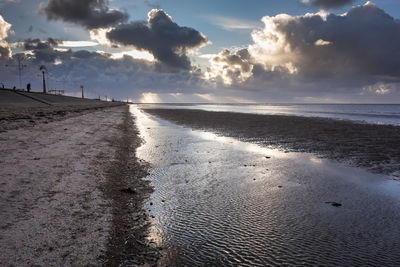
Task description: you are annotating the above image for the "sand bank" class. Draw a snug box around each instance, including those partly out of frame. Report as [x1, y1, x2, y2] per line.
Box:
[144, 108, 400, 177]
[0, 105, 157, 265]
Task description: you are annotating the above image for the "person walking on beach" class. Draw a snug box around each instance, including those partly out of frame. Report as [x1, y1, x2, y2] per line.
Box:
[27, 83, 31, 92]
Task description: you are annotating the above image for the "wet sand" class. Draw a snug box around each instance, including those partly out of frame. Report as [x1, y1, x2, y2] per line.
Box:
[144, 108, 400, 177]
[134, 107, 400, 265]
[0, 105, 158, 265]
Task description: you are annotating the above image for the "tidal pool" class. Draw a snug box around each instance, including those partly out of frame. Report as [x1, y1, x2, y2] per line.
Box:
[131, 105, 400, 266]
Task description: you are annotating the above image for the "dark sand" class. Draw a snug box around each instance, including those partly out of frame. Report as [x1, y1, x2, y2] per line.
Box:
[144, 108, 400, 177]
[103, 106, 159, 265]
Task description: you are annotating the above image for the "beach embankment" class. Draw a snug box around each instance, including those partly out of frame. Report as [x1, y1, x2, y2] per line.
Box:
[0, 97, 157, 265]
[0, 88, 124, 131]
[144, 108, 400, 177]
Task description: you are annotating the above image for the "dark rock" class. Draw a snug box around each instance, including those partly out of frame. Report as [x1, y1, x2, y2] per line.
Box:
[278, 185, 282, 188]
[265, 156, 271, 159]
[33, 157, 40, 160]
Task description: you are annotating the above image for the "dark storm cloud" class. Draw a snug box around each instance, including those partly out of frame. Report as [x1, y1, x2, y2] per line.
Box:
[24, 38, 60, 50]
[107, 9, 208, 70]
[301, 0, 355, 9]
[41, 0, 128, 29]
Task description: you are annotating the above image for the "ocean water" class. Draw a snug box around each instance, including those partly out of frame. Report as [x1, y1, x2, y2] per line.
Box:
[140, 103, 400, 126]
[132, 106, 400, 265]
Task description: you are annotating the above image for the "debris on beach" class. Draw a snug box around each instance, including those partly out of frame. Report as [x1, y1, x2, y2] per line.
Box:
[325, 201, 342, 207]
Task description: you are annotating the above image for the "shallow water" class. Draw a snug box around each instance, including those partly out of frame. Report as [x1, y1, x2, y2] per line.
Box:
[131, 105, 400, 266]
[141, 103, 400, 126]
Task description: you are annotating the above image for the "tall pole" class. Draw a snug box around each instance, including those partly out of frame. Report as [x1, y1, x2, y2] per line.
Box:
[18, 58, 22, 88]
[80, 85, 84, 99]
[42, 71, 46, 94]
[5, 55, 26, 89]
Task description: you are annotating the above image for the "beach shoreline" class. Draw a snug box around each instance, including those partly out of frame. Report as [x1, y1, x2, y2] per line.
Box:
[144, 108, 400, 177]
[0, 104, 158, 265]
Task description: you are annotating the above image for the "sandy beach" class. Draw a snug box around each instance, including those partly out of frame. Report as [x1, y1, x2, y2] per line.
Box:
[144, 108, 400, 177]
[0, 103, 158, 265]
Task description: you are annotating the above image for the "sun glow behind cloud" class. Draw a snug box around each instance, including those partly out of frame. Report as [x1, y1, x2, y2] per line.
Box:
[60, 41, 99, 47]
[204, 15, 261, 31]
[109, 50, 155, 61]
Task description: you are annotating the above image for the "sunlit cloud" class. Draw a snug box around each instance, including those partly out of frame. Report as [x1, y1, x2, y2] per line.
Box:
[198, 54, 217, 59]
[362, 82, 398, 96]
[314, 39, 331, 46]
[0, 14, 12, 59]
[89, 28, 113, 46]
[204, 15, 262, 31]
[108, 50, 155, 61]
[205, 0, 400, 100]
[59, 41, 99, 47]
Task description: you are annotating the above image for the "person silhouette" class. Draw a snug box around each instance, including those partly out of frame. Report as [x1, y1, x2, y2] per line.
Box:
[27, 83, 31, 92]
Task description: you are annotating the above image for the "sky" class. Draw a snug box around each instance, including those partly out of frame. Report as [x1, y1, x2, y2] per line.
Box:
[0, 0, 400, 103]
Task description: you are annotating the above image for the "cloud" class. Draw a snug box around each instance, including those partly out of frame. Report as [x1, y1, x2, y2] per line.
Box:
[300, 0, 355, 9]
[0, 15, 12, 59]
[207, 2, 400, 98]
[362, 82, 399, 96]
[204, 15, 261, 31]
[40, 0, 128, 29]
[107, 9, 208, 70]
[59, 40, 99, 47]
[1, 37, 207, 101]
[24, 38, 60, 50]
[206, 48, 253, 84]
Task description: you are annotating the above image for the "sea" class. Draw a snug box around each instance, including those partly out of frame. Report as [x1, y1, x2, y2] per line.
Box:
[141, 103, 400, 126]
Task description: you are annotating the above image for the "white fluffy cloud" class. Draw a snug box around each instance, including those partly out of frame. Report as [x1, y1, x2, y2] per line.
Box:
[206, 2, 400, 101]
[0, 15, 12, 59]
